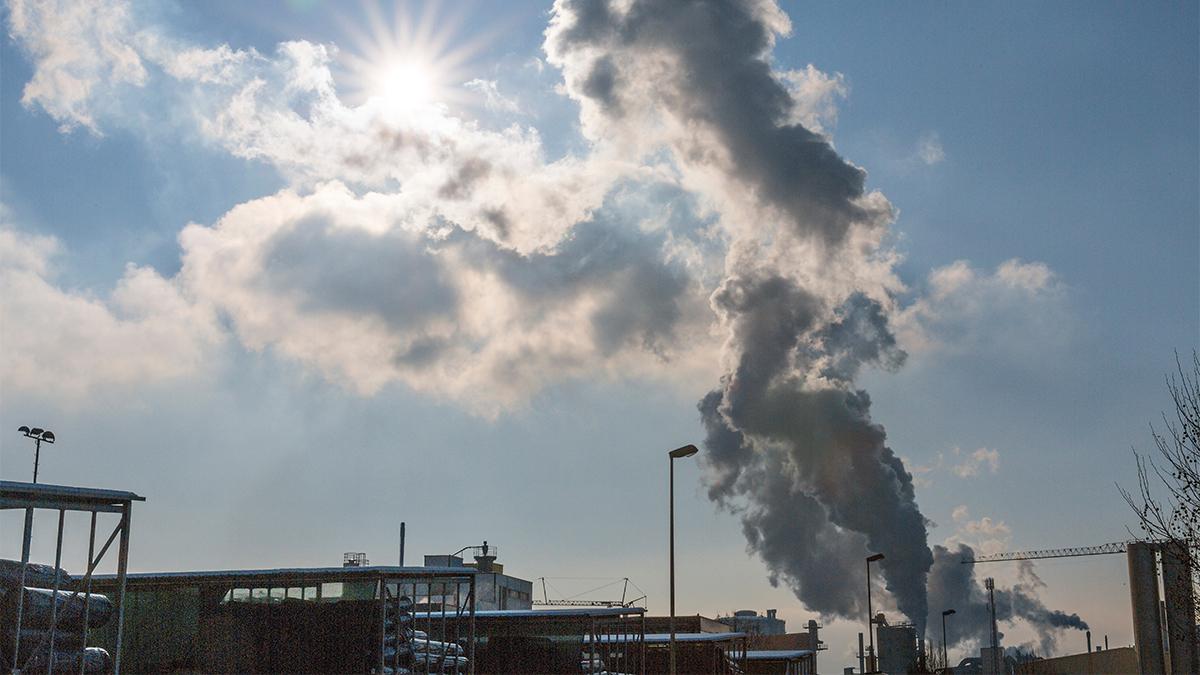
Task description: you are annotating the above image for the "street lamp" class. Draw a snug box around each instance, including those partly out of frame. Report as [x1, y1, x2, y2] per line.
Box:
[941, 609, 956, 670]
[668, 443, 698, 675]
[17, 426, 55, 483]
[865, 553, 884, 673]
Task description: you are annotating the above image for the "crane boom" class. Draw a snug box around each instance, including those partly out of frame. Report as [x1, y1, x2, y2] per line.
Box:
[961, 541, 1132, 564]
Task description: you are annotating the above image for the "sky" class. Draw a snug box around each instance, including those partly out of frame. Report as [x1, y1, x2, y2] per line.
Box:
[0, 0, 1197, 668]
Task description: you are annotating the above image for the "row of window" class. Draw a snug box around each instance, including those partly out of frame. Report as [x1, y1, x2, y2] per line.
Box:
[218, 581, 474, 604]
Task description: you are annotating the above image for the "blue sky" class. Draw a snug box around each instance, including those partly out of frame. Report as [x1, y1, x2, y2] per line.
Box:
[1, 0, 1196, 666]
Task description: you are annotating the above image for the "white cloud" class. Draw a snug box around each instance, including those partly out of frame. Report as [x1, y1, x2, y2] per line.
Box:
[464, 78, 521, 114]
[7, 0, 147, 133]
[944, 505, 1013, 557]
[0, 226, 222, 401]
[778, 64, 847, 137]
[915, 131, 945, 165]
[907, 446, 1000, 487]
[895, 258, 1069, 359]
[175, 182, 719, 415]
[951, 447, 1000, 478]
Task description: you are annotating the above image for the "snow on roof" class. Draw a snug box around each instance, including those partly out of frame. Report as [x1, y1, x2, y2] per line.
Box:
[744, 649, 815, 661]
[0, 480, 144, 507]
[474, 607, 645, 618]
[586, 632, 748, 644]
[91, 565, 477, 584]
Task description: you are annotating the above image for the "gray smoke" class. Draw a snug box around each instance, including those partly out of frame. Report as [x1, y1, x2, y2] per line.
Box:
[927, 545, 1089, 654]
[546, 0, 1087, 642]
[701, 281, 932, 631]
[547, 0, 931, 631]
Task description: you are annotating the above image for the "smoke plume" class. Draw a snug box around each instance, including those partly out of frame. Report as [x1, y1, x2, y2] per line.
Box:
[547, 0, 930, 631]
[927, 544, 1089, 654]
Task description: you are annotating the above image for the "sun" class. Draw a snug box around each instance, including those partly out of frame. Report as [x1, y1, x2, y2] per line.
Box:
[371, 59, 436, 109]
[334, 1, 492, 111]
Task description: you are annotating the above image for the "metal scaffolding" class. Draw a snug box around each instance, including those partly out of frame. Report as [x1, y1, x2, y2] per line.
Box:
[1, 480, 144, 675]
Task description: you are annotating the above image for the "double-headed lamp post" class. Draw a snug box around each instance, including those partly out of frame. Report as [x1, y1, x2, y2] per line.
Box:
[17, 426, 55, 483]
[941, 609, 956, 670]
[865, 553, 884, 672]
[668, 443, 699, 675]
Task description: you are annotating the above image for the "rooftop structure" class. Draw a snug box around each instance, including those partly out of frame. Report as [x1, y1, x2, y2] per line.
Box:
[877, 620, 920, 674]
[718, 608, 786, 636]
[423, 544, 533, 611]
[1, 480, 144, 674]
[88, 565, 477, 673]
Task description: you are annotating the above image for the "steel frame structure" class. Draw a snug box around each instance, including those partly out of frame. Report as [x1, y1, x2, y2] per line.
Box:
[1, 480, 144, 675]
[89, 565, 477, 674]
[959, 540, 1171, 564]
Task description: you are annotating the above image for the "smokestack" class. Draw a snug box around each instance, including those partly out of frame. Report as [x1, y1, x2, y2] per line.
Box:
[1128, 542, 1166, 674]
[1161, 540, 1199, 674]
[858, 632, 865, 674]
[986, 577, 999, 674]
[1086, 630, 1091, 653]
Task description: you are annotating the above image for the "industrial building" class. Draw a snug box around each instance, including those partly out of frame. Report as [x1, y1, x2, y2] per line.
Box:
[88, 564, 479, 673]
[422, 544, 534, 611]
[1012, 646, 1137, 674]
[718, 609, 786, 636]
[876, 619, 920, 675]
[0, 479, 820, 673]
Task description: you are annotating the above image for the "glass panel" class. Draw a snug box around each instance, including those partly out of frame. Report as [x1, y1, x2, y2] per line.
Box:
[320, 582, 343, 600]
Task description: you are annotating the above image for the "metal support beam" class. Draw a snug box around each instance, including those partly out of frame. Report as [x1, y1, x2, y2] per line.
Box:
[113, 504, 131, 675]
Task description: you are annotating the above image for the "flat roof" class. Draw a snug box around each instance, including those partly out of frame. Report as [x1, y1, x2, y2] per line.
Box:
[475, 607, 645, 619]
[745, 649, 815, 661]
[0, 481, 144, 513]
[91, 565, 477, 587]
[587, 632, 747, 644]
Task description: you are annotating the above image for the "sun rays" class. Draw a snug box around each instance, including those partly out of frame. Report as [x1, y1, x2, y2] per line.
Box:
[334, 1, 492, 111]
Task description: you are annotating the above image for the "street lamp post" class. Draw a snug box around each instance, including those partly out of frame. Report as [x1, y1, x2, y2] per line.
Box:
[941, 609, 956, 670]
[17, 426, 55, 482]
[668, 444, 699, 675]
[865, 553, 884, 673]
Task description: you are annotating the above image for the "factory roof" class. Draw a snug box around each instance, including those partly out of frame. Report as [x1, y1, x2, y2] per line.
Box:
[586, 632, 748, 644]
[475, 606, 645, 618]
[745, 649, 815, 661]
[0, 480, 144, 513]
[91, 565, 476, 586]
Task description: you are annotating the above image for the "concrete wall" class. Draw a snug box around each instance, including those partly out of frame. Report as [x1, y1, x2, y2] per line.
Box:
[1013, 646, 1137, 674]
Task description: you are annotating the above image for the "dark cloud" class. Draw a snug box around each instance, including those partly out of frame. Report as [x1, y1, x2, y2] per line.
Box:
[582, 56, 620, 112]
[438, 159, 493, 200]
[262, 214, 458, 330]
[451, 213, 691, 358]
